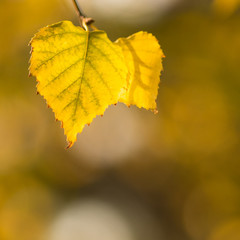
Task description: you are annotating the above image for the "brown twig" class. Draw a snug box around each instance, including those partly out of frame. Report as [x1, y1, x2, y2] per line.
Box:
[72, 0, 85, 18]
[72, 0, 95, 31]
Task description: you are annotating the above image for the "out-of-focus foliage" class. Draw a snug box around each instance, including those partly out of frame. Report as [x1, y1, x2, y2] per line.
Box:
[1, 0, 240, 240]
[213, 0, 240, 17]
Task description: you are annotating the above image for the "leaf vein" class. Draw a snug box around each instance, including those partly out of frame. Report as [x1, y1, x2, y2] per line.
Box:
[34, 42, 85, 71]
[35, 32, 85, 41]
[90, 43, 122, 77]
[93, 36, 122, 59]
[72, 32, 90, 121]
[86, 60, 113, 98]
[41, 57, 84, 90]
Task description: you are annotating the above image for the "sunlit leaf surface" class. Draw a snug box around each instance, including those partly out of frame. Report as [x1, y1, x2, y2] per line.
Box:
[116, 31, 164, 112]
[29, 21, 128, 147]
[29, 21, 163, 147]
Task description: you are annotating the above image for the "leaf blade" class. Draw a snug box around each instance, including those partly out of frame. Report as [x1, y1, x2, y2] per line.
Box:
[29, 21, 128, 147]
[116, 31, 164, 112]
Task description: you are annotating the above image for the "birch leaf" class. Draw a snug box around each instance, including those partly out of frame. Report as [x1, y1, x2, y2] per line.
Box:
[29, 21, 128, 148]
[29, 21, 164, 148]
[116, 31, 164, 112]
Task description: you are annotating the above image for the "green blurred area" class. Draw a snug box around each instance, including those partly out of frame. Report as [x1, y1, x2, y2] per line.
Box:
[1, 0, 240, 240]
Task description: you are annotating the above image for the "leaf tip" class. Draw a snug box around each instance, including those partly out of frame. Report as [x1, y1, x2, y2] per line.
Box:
[66, 141, 73, 149]
[153, 109, 158, 114]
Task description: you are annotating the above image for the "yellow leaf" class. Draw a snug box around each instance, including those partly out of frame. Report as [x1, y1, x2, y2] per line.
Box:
[116, 31, 164, 112]
[29, 21, 164, 148]
[29, 21, 128, 148]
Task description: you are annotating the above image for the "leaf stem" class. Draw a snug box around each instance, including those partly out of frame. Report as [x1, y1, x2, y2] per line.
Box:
[72, 0, 95, 31]
[72, 0, 85, 18]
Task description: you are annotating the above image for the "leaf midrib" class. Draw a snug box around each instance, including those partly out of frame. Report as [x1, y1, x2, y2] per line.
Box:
[72, 31, 90, 121]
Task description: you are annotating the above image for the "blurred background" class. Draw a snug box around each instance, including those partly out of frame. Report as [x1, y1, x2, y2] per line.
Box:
[1, 0, 240, 239]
